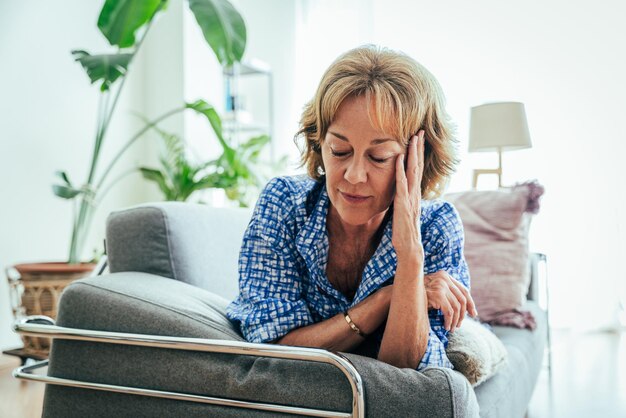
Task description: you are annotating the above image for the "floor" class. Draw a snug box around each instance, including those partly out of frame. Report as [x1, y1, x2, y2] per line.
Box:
[0, 354, 45, 418]
[527, 329, 626, 418]
[0, 329, 625, 417]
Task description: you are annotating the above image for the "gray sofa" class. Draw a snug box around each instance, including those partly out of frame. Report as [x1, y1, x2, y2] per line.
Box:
[33, 202, 547, 417]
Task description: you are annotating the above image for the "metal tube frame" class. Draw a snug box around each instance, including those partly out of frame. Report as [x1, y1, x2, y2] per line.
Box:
[13, 316, 365, 418]
[526, 252, 552, 383]
[12, 252, 550, 417]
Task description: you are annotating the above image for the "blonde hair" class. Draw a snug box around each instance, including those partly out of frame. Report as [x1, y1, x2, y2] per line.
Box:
[294, 45, 458, 199]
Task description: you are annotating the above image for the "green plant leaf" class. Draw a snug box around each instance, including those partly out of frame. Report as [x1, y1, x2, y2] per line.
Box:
[139, 167, 173, 199]
[72, 50, 133, 91]
[186, 100, 223, 138]
[241, 134, 270, 149]
[159, 155, 176, 185]
[186, 100, 236, 163]
[241, 134, 270, 160]
[52, 184, 82, 199]
[97, 0, 166, 48]
[198, 158, 219, 170]
[190, 173, 220, 191]
[187, 0, 246, 66]
[178, 164, 193, 197]
[54, 170, 72, 186]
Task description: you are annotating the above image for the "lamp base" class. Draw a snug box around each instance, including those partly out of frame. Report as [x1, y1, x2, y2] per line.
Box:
[472, 168, 502, 189]
[472, 147, 503, 189]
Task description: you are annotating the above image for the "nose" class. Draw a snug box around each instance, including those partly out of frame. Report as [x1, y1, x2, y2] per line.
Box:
[344, 156, 367, 184]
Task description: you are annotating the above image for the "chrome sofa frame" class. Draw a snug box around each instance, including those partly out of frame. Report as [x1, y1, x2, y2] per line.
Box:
[13, 317, 364, 418]
[12, 256, 364, 418]
[12, 253, 550, 417]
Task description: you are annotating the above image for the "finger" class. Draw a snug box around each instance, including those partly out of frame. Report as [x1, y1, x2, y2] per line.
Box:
[417, 130, 425, 183]
[456, 281, 478, 318]
[448, 281, 468, 325]
[446, 273, 476, 319]
[425, 288, 436, 310]
[456, 304, 466, 329]
[395, 153, 407, 198]
[448, 293, 461, 332]
[442, 299, 453, 331]
[406, 135, 418, 195]
[466, 290, 479, 318]
[442, 271, 474, 322]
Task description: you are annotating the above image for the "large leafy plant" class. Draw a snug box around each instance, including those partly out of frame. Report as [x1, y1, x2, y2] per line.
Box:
[138, 100, 282, 207]
[52, 0, 246, 263]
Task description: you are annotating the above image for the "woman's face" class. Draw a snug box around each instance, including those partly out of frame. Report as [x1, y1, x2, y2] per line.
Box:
[321, 95, 405, 227]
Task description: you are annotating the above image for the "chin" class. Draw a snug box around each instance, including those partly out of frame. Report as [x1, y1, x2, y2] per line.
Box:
[334, 199, 387, 226]
[336, 209, 373, 226]
[328, 186, 392, 227]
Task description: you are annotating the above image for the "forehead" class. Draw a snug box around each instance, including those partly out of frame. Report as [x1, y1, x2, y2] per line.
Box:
[328, 131, 401, 148]
[329, 95, 402, 143]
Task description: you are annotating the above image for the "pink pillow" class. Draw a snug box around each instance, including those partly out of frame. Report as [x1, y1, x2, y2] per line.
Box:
[444, 183, 542, 323]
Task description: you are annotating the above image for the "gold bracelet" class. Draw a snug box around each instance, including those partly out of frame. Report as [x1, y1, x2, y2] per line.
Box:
[343, 310, 366, 337]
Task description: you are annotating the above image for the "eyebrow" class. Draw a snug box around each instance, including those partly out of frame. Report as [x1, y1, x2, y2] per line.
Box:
[329, 131, 396, 145]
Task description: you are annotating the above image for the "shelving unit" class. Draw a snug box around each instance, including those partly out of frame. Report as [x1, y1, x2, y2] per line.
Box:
[222, 58, 274, 162]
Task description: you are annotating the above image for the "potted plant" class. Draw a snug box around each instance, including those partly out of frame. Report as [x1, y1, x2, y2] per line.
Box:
[8, 0, 247, 360]
[138, 100, 287, 207]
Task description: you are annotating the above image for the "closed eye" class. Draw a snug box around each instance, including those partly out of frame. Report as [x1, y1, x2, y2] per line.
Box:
[330, 150, 350, 158]
[330, 149, 391, 164]
[370, 156, 390, 163]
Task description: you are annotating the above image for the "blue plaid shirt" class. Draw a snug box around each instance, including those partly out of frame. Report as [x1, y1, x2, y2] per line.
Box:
[226, 175, 470, 371]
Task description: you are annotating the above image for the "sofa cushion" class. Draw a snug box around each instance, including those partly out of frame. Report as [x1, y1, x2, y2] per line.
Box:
[106, 203, 252, 301]
[45, 273, 479, 418]
[444, 185, 541, 323]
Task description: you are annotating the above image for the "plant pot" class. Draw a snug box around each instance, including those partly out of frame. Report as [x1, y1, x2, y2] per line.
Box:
[6, 261, 96, 358]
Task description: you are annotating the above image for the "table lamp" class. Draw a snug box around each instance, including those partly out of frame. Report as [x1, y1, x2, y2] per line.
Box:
[469, 102, 532, 188]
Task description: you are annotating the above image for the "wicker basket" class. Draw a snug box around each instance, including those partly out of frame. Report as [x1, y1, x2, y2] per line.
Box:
[7, 262, 96, 358]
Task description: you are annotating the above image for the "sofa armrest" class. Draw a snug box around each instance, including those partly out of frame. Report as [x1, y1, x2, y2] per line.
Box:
[33, 273, 479, 418]
[105, 202, 252, 299]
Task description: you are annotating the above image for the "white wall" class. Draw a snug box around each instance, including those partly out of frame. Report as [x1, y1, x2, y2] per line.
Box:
[221, 0, 626, 330]
[367, 0, 626, 331]
[0, 1, 181, 349]
[2, 0, 624, 351]
[235, 0, 300, 167]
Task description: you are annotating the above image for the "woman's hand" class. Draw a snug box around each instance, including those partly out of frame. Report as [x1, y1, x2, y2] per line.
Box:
[380, 133, 430, 368]
[424, 271, 478, 332]
[392, 131, 425, 263]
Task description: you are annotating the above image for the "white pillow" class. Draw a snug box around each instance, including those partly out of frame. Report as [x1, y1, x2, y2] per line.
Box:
[446, 317, 508, 387]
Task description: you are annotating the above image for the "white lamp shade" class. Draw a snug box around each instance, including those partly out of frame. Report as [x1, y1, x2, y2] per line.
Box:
[469, 102, 532, 152]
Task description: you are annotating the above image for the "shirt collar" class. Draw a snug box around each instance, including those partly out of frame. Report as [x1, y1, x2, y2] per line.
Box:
[295, 182, 397, 308]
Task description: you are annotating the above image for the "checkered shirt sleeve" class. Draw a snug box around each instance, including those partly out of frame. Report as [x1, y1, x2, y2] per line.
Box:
[226, 178, 314, 343]
[418, 201, 470, 370]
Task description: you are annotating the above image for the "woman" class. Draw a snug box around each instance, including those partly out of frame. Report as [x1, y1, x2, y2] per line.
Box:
[227, 45, 477, 370]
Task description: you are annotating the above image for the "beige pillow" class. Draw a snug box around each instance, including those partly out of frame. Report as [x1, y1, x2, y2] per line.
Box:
[444, 187, 534, 323]
[446, 317, 508, 386]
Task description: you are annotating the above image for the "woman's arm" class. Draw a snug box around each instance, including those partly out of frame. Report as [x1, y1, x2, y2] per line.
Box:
[275, 285, 393, 352]
[377, 256, 430, 369]
[228, 177, 336, 344]
[377, 131, 430, 369]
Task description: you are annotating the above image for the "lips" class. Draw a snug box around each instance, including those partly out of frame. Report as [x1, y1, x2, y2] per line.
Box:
[340, 191, 371, 203]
